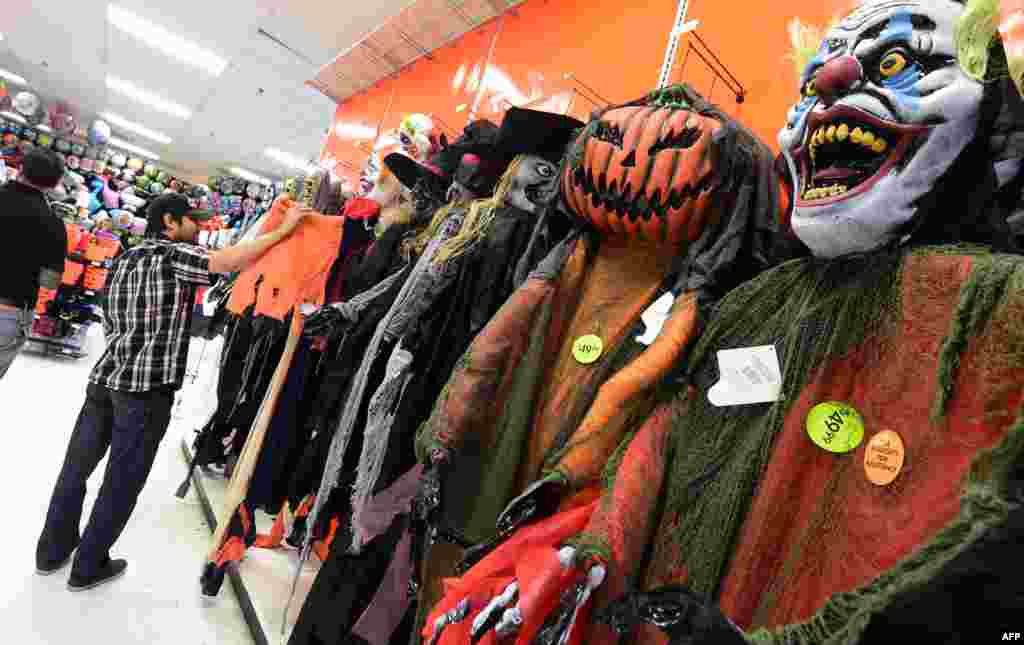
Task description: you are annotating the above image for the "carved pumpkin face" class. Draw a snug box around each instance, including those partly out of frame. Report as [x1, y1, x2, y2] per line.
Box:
[562, 90, 723, 244]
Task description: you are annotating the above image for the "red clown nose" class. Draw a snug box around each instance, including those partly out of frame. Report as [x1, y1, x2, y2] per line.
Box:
[815, 55, 863, 105]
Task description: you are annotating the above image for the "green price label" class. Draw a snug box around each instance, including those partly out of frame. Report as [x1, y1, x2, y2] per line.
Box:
[572, 334, 604, 365]
[806, 401, 865, 454]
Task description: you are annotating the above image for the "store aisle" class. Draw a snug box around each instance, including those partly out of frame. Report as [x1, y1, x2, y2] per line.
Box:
[0, 327, 252, 645]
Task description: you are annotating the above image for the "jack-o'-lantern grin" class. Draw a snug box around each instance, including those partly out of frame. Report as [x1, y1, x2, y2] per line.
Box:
[569, 158, 714, 221]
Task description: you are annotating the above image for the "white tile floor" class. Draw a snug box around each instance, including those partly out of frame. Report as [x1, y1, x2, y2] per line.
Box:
[0, 326, 252, 644]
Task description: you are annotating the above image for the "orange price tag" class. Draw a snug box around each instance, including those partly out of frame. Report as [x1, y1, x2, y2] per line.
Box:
[864, 430, 905, 486]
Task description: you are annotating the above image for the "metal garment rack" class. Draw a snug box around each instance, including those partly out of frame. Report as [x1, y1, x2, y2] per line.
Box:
[675, 31, 746, 104]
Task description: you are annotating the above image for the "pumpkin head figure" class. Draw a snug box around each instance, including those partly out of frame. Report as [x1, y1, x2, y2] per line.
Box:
[562, 85, 732, 245]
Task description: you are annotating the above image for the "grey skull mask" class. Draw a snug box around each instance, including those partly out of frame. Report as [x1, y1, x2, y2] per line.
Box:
[778, 0, 984, 258]
[504, 155, 560, 214]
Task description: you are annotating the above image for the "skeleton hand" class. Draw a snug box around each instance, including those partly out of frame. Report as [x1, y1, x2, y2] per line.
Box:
[597, 585, 748, 644]
[457, 475, 568, 575]
[413, 448, 451, 524]
[301, 303, 350, 339]
[469, 547, 606, 644]
[496, 475, 567, 534]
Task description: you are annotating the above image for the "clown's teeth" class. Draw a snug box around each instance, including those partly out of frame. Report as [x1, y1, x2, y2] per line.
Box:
[802, 183, 849, 200]
[807, 124, 890, 153]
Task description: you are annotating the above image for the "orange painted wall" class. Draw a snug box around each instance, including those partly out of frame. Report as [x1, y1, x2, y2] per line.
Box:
[322, 0, 859, 185]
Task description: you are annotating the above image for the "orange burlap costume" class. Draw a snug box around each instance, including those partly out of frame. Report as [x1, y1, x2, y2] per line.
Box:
[227, 199, 345, 321]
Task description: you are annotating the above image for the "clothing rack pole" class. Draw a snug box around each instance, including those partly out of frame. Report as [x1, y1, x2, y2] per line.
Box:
[658, 0, 691, 89]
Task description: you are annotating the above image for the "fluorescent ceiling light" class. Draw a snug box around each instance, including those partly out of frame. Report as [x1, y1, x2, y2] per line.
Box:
[1, 110, 27, 124]
[229, 167, 270, 185]
[0, 68, 28, 86]
[107, 5, 228, 76]
[264, 147, 316, 173]
[101, 111, 172, 144]
[108, 136, 161, 160]
[106, 75, 191, 119]
[36, 124, 52, 132]
[334, 122, 377, 139]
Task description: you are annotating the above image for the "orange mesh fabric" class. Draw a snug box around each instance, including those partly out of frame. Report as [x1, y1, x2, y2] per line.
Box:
[227, 200, 345, 321]
[520, 238, 676, 490]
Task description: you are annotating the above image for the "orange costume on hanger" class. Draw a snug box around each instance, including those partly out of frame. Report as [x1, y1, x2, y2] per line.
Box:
[227, 199, 345, 321]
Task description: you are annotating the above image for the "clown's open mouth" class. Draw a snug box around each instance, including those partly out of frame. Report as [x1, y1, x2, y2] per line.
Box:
[796, 106, 929, 205]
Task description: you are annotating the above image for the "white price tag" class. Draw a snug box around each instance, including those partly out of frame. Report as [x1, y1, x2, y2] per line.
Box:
[708, 345, 782, 407]
[636, 292, 676, 346]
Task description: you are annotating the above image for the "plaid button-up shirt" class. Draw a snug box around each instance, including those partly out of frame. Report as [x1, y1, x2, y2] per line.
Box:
[90, 239, 211, 392]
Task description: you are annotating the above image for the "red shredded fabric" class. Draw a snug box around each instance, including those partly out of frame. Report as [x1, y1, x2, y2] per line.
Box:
[423, 503, 596, 644]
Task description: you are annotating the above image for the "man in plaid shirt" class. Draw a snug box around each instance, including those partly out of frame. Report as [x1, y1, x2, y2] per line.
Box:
[36, 192, 309, 590]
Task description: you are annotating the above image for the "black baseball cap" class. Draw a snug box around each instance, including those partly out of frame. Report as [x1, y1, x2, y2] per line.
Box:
[145, 193, 212, 237]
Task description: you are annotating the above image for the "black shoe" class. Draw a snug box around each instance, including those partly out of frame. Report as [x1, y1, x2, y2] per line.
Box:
[68, 559, 128, 592]
[286, 516, 308, 550]
[36, 550, 75, 576]
[200, 562, 227, 597]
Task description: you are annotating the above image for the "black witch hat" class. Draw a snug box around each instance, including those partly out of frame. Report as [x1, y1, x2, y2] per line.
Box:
[489, 107, 585, 166]
[453, 107, 584, 195]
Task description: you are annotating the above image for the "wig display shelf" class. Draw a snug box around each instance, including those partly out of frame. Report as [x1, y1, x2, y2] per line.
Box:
[23, 336, 89, 359]
[25, 320, 92, 359]
[174, 335, 321, 645]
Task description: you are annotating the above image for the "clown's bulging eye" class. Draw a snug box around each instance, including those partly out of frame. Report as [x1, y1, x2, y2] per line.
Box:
[594, 121, 625, 148]
[803, 78, 818, 97]
[536, 163, 555, 178]
[879, 50, 908, 78]
[648, 126, 701, 155]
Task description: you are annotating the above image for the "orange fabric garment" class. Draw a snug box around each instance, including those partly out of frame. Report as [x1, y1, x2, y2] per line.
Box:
[227, 199, 345, 320]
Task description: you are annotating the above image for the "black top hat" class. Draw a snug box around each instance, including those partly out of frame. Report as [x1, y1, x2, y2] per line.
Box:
[490, 107, 585, 166]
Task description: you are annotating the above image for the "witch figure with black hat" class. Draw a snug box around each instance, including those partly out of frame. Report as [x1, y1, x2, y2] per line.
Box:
[285, 107, 584, 645]
[254, 119, 505, 559]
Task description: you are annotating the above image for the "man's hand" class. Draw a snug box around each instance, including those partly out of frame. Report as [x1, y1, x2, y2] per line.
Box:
[280, 203, 312, 235]
[209, 202, 312, 274]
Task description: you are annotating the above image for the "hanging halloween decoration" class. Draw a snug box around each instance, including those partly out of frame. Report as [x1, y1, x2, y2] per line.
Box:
[398, 112, 439, 161]
[359, 153, 382, 195]
[13, 91, 40, 118]
[50, 102, 76, 135]
[87, 120, 111, 146]
[415, 84, 786, 645]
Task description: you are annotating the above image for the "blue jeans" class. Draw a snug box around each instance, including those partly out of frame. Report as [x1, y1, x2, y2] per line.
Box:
[36, 383, 176, 577]
[0, 308, 31, 380]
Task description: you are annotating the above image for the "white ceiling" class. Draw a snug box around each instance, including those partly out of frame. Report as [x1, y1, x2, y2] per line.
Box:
[0, 0, 413, 182]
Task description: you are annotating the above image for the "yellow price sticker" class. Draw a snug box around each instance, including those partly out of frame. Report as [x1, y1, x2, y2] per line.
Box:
[806, 401, 865, 454]
[572, 334, 604, 365]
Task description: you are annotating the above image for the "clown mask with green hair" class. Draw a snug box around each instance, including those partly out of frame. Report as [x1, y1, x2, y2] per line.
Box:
[778, 0, 1022, 259]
